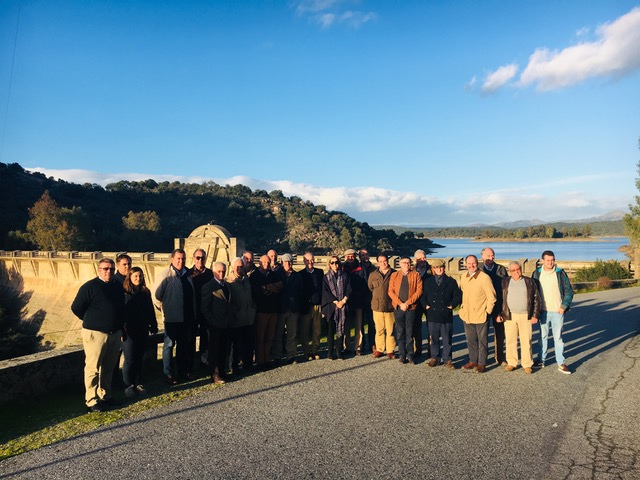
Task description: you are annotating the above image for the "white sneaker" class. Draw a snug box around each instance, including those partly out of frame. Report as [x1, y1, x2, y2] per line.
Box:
[124, 385, 136, 397]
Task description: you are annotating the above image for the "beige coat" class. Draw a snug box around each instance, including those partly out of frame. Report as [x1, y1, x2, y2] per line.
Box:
[459, 270, 496, 324]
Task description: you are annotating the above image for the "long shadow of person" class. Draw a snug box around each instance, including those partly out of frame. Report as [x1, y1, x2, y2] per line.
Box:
[449, 287, 640, 371]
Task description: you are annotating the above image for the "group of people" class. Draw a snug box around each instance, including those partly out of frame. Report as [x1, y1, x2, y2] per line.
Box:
[71, 246, 574, 412]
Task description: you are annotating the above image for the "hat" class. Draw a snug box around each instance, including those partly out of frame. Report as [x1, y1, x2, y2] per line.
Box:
[281, 253, 293, 262]
[431, 259, 445, 268]
[344, 248, 357, 256]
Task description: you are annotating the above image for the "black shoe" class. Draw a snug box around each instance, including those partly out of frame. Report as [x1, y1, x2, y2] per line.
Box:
[100, 397, 119, 408]
[87, 403, 105, 413]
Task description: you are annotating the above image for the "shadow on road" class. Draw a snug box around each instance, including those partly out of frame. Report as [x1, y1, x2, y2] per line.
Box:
[3, 289, 639, 478]
[446, 289, 640, 369]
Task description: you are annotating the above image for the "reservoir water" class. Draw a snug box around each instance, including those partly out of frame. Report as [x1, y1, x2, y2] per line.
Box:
[428, 237, 630, 261]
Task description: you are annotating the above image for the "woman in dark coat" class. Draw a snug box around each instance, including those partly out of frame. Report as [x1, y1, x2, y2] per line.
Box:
[321, 256, 352, 360]
[122, 267, 158, 396]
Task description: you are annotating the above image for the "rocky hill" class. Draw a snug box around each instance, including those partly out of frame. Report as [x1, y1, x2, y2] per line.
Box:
[0, 162, 437, 255]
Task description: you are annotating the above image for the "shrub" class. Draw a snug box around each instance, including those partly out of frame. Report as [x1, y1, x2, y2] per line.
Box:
[574, 260, 632, 283]
[597, 276, 613, 289]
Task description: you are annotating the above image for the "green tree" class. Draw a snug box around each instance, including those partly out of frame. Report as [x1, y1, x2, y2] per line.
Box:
[623, 152, 640, 246]
[0, 263, 50, 359]
[122, 210, 161, 232]
[26, 192, 91, 250]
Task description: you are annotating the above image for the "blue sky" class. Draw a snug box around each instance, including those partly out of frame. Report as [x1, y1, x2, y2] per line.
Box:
[1, 0, 639, 226]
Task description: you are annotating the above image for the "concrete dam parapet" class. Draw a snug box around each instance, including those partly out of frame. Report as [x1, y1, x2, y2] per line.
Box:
[0, 224, 245, 348]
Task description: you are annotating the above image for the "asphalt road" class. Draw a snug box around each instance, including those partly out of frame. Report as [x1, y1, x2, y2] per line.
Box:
[1, 287, 639, 480]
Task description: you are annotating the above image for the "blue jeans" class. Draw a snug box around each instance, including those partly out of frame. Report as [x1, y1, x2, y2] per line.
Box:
[538, 311, 565, 365]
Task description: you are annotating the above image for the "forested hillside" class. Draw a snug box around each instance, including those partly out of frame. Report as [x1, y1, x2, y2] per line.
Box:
[0, 163, 436, 255]
[381, 221, 625, 239]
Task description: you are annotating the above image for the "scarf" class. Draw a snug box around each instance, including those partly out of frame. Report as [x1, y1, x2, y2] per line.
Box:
[328, 270, 348, 337]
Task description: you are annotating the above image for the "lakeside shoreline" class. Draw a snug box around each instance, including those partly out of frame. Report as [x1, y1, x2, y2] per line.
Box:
[428, 236, 627, 243]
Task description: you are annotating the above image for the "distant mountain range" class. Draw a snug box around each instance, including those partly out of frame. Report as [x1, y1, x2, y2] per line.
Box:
[376, 210, 626, 230]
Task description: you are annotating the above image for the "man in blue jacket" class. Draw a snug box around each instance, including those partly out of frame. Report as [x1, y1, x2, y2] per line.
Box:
[532, 250, 574, 374]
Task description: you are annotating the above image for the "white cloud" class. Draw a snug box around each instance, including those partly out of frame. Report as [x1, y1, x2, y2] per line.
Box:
[317, 13, 336, 29]
[338, 10, 377, 28]
[26, 167, 631, 227]
[293, 0, 339, 16]
[292, 0, 377, 29]
[464, 75, 477, 91]
[481, 63, 518, 93]
[575, 26, 590, 38]
[471, 6, 640, 92]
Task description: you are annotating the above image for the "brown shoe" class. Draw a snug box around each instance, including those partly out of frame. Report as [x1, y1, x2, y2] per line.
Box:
[524, 367, 533, 374]
[212, 373, 225, 385]
[387, 353, 396, 359]
[427, 358, 438, 367]
[372, 350, 383, 358]
[475, 364, 486, 373]
[462, 362, 477, 370]
[558, 364, 572, 375]
[505, 365, 516, 372]
[444, 360, 455, 369]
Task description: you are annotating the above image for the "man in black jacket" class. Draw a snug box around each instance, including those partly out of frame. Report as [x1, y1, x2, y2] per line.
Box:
[299, 252, 324, 361]
[71, 258, 125, 412]
[481, 247, 508, 366]
[422, 259, 461, 369]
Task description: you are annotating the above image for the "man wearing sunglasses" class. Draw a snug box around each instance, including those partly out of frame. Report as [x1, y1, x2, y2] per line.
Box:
[71, 258, 125, 412]
[190, 249, 213, 369]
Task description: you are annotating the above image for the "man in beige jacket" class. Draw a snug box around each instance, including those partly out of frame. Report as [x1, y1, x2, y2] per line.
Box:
[459, 255, 496, 373]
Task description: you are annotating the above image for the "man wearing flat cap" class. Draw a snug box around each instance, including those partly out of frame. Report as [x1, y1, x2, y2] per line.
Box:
[421, 259, 461, 368]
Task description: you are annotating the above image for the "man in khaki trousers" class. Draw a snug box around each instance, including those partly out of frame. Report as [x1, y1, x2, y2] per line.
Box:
[71, 258, 125, 412]
[496, 261, 541, 374]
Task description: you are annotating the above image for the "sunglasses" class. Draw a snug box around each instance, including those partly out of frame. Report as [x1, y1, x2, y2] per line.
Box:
[329, 261, 340, 265]
[195, 256, 205, 260]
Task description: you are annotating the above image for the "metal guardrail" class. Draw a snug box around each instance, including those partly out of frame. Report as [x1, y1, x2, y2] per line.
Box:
[572, 278, 639, 289]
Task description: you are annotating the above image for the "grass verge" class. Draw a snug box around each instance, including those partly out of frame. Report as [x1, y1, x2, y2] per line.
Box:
[0, 371, 218, 462]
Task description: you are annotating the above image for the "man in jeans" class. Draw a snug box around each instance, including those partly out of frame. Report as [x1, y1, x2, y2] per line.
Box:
[154, 248, 196, 384]
[388, 257, 422, 365]
[532, 250, 574, 374]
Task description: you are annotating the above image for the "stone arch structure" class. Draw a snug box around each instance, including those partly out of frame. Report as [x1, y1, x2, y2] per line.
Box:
[180, 224, 245, 268]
